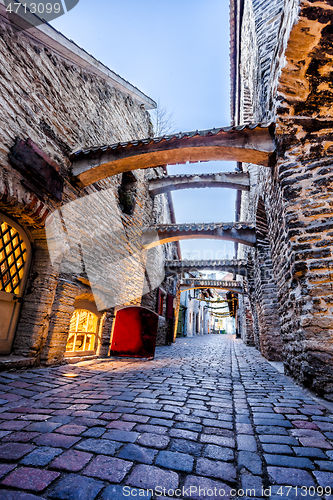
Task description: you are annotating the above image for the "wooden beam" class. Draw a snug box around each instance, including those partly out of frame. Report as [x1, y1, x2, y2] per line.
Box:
[180, 279, 243, 294]
[149, 172, 250, 195]
[72, 124, 275, 187]
[165, 259, 247, 275]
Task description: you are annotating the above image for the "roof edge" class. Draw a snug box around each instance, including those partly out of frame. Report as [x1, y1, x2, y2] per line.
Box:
[0, 2, 156, 110]
[71, 122, 274, 159]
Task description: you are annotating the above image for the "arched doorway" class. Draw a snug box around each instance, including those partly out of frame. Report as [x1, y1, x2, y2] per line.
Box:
[0, 213, 31, 354]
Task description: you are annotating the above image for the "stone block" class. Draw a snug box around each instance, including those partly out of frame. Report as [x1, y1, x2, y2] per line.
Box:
[33, 433, 80, 449]
[127, 464, 179, 490]
[48, 474, 104, 500]
[0, 443, 35, 460]
[21, 446, 62, 466]
[83, 455, 132, 482]
[118, 443, 158, 464]
[75, 438, 122, 455]
[267, 467, 316, 487]
[2, 467, 60, 491]
[51, 449, 93, 471]
[196, 457, 237, 482]
[137, 433, 169, 449]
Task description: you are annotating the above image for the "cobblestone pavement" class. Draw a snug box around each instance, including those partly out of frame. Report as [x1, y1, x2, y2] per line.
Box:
[0, 335, 332, 500]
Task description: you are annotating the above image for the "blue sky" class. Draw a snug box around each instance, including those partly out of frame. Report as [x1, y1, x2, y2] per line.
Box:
[51, 0, 236, 259]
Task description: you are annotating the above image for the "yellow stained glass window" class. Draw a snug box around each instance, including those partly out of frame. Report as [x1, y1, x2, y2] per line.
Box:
[0, 222, 27, 294]
[66, 309, 98, 354]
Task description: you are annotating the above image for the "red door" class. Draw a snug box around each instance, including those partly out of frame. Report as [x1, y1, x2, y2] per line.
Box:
[110, 306, 159, 358]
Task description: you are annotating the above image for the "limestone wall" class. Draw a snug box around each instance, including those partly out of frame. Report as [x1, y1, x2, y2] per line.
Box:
[273, 0, 333, 397]
[237, 0, 288, 359]
[0, 18, 177, 364]
[237, 0, 333, 399]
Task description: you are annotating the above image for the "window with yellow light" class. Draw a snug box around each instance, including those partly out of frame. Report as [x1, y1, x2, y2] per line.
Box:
[65, 309, 99, 356]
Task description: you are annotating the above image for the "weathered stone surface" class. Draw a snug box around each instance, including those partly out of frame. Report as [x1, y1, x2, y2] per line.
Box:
[0, 336, 331, 499]
[50, 449, 93, 471]
[118, 443, 158, 464]
[2, 467, 60, 491]
[267, 466, 316, 487]
[48, 474, 104, 500]
[0, 15, 178, 364]
[83, 455, 132, 482]
[235, 0, 333, 399]
[127, 464, 179, 490]
[155, 450, 194, 472]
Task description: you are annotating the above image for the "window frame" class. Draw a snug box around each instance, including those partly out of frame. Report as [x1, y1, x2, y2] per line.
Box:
[65, 308, 100, 357]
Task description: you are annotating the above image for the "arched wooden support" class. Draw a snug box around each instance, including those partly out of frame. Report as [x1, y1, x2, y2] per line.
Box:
[72, 123, 275, 187]
[143, 222, 256, 249]
[166, 259, 247, 275]
[180, 279, 243, 294]
[149, 172, 250, 196]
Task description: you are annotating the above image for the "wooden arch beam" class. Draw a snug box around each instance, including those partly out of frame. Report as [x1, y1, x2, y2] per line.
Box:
[180, 279, 243, 294]
[180, 286, 243, 293]
[148, 172, 250, 196]
[72, 124, 275, 187]
[143, 223, 256, 249]
[166, 259, 247, 274]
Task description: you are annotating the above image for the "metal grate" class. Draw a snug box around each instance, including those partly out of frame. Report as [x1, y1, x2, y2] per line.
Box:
[0, 222, 27, 295]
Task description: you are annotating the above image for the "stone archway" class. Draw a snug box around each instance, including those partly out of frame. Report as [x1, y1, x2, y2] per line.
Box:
[148, 171, 250, 196]
[143, 222, 256, 249]
[71, 124, 276, 186]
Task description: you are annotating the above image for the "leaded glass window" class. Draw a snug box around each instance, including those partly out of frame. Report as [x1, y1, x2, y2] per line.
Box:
[0, 221, 27, 295]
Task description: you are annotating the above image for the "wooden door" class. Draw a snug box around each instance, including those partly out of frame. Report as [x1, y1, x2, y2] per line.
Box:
[0, 214, 31, 354]
[110, 306, 158, 358]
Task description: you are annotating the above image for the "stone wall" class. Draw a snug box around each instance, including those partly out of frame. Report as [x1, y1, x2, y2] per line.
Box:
[0, 17, 178, 364]
[273, 0, 333, 398]
[237, 0, 287, 360]
[236, 0, 333, 399]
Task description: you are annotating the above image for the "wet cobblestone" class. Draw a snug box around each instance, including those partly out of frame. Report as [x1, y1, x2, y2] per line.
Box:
[0, 335, 332, 499]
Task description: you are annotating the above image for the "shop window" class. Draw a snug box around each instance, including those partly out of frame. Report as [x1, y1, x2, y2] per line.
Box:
[65, 309, 98, 356]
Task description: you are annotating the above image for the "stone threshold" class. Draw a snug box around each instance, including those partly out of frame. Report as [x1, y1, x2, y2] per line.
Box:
[0, 355, 36, 371]
[0, 353, 154, 372]
[74, 356, 154, 366]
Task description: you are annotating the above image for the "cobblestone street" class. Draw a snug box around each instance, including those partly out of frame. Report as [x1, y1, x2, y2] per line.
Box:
[0, 335, 332, 500]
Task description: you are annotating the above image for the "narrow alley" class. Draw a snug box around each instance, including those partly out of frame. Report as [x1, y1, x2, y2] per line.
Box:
[0, 335, 332, 499]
